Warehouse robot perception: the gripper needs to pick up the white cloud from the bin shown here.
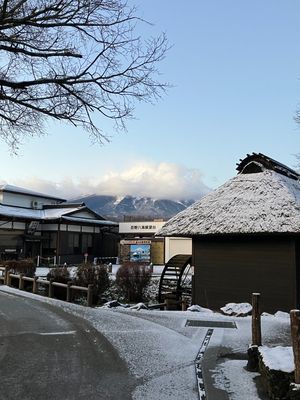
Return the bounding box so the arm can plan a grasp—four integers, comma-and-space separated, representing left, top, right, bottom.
8, 162, 211, 200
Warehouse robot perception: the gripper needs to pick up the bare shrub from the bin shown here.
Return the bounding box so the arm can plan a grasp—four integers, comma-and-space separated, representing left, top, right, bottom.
5, 259, 35, 276
116, 262, 152, 303
76, 263, 110, 304
47, 266, 70, 283
47, 266, 71, 300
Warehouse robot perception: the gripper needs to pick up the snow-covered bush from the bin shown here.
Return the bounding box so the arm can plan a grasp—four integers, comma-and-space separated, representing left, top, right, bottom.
47, 266, 71, 300
116, 262, 152, 302
143, 277, 160, 303
47, 265, 70, 282
76, 263, 110, 304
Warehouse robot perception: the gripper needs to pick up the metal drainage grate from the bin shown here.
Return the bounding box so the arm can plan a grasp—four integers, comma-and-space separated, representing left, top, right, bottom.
185, 319, 237, 329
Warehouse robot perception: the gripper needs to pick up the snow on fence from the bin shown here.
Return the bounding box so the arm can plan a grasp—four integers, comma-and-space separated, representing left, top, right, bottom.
0, 267, 93, 307
247, 293, 300, 398
0, 265, 189, 311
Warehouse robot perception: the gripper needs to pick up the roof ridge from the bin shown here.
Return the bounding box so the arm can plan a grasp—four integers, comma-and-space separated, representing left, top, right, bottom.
236, 152, 300, 181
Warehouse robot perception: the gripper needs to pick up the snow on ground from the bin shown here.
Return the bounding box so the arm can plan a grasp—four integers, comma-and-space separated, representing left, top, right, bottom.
220, 302, 252, 316
208, 312, 291, 399
0, 286, 200, 399
35, 266, 78, 278
187, 304, 213, 313
0, 285, 292, 400
212, 360, 260, 400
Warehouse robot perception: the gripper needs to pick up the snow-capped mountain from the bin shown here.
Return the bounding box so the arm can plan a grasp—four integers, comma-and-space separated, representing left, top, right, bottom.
70, 194, 196, 221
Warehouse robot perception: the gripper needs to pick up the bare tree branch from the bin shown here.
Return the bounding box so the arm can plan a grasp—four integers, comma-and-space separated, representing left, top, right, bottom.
0, 0, 169, 149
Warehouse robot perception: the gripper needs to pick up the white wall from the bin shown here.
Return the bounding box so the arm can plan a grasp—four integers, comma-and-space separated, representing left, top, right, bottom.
164, 237, 192, 263
0, 221, 26, 230
82, 226, 94, 233
13, 222, 26, 230
72, 210, 96, 218
3, 192, 59, 208
41, 223, 96, 233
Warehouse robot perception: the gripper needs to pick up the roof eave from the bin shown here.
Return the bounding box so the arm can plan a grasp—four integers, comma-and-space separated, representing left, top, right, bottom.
157, 230, 300, 239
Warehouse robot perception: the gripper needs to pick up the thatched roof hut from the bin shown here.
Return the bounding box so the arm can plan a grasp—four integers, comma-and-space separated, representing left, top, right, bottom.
158, 154, 300, 237
158, 153, 300, 313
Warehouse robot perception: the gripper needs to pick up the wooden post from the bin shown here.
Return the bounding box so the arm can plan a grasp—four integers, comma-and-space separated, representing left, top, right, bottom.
165, 297, 171, 311
56, 225, 61, 266
246, 293, 262, 372
49, 278, 54, 298
4, 267, 9, 285
33, 276, 38, 294
19, 273, 24, 290
7, 272, 12, 287
87, 284, 93, 307
290, 310, 300, 384
66, 281, 72, 302
191, 275, 195, 306
182, 298, 187, 311
251, 293, 262, 346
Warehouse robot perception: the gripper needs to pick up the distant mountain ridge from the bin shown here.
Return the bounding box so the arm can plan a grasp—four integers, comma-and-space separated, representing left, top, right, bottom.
70, 194, 196, 221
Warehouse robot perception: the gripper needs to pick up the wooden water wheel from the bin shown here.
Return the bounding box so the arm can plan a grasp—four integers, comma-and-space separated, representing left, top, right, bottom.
158, 254, 192, 306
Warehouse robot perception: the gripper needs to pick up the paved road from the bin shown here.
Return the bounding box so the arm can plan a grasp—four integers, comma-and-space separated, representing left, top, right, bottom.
0, 292, 136, 400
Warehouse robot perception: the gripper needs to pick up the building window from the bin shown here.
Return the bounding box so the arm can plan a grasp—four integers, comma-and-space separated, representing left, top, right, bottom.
82, 233, 93, 254
67, 233, 80, 255
42, 232, 57, 256
65, 233, 93, 255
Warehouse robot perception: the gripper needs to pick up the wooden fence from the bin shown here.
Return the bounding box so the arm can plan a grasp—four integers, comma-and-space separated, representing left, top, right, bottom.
0, 267, 188, 311
250, 293, 300, 395
0, 266, 93, 307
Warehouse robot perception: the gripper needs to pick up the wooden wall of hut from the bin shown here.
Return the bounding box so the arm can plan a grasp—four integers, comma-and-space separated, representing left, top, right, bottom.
192, 235, 297, 313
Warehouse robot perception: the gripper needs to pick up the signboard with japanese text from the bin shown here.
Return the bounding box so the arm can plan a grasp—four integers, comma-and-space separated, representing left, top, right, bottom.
119, 221, 165, 234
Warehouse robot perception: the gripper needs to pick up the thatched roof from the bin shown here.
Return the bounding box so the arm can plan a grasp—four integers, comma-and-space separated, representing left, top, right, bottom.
157, 157, 300, 237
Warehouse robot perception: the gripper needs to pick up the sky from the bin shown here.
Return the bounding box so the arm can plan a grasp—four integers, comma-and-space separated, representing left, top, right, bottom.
1, 1, 300, 200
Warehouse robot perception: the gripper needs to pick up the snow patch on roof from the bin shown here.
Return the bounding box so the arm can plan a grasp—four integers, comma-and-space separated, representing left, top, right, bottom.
0, 204, 42, 219
0, 204, 116, 225
62, 216, 117, 226
43, 207, 83, 219
157, 170, 300, 237
0, 184, 65, 201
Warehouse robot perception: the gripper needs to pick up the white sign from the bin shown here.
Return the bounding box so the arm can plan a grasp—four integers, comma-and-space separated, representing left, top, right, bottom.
121, 239, 151, 245
119, 221, 165, 234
